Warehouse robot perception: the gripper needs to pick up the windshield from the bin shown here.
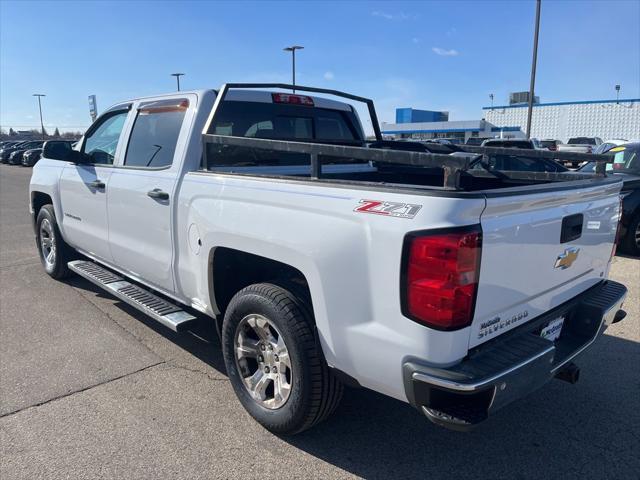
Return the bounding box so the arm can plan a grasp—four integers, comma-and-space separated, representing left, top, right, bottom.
568, 137, 596, 145
580, 145, 639, 174
611, 145, 639, 172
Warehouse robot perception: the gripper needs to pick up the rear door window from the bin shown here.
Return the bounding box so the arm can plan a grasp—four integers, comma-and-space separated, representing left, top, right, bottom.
124, 99, 188, 168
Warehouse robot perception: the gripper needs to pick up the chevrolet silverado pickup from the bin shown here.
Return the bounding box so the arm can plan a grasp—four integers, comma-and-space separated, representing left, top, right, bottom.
30, 84, 627, 434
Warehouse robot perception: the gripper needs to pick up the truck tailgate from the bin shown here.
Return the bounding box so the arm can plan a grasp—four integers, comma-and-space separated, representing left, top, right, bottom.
470, 180, 622, 347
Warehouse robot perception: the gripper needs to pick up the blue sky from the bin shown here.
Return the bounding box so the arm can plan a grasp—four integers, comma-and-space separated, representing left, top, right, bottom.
1, 0, 639, 133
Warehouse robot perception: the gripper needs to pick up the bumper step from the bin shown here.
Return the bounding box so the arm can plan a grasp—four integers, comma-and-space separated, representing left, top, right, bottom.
68, 260, 196, 332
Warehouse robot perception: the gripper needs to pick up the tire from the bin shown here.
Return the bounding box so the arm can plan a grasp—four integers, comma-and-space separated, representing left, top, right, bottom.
222, 283, 343, 435
623, 214, 640, 257
35, 205, 73, 279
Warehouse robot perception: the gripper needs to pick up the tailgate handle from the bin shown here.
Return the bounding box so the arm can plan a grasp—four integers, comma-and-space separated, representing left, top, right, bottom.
561, 214, 583, 243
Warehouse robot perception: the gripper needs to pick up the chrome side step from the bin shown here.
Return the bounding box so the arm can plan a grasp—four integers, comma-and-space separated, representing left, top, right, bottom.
68, 260, 196, 332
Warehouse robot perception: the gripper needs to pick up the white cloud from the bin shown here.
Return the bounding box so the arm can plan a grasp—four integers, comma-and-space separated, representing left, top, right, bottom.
371, 11, 416, 21
432, 47, 459, 57
323, 71, 335, 81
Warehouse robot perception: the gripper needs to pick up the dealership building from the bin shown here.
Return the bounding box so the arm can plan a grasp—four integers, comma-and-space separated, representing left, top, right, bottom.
381, 97, 640, 143
485, 98, 640, 142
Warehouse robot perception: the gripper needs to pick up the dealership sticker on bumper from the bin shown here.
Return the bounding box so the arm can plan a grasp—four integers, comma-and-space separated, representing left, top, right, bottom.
541, 316, 565, 341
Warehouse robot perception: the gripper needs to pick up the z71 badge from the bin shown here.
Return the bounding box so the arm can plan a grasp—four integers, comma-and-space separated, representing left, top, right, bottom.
354, 200, 422, 219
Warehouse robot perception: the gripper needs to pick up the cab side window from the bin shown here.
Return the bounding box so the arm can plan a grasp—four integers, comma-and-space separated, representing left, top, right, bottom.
124, 99, 188, 168
83, 111, 129, 165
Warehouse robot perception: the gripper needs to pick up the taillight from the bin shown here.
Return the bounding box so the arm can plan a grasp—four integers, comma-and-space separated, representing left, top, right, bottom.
271, 93, 314, 106
401, 226, 482, 330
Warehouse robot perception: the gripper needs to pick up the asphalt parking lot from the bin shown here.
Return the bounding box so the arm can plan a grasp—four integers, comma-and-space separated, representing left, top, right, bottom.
0, 163, 638, 480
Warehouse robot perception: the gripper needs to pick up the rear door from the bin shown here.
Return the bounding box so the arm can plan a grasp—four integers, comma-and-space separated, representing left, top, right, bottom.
470, 180, 622, 347
58, 108, 130, 262
107, 97, 190, 293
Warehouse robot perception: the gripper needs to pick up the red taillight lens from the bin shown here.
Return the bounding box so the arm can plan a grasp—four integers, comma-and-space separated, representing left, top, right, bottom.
402, 227, 481, 330
271, 93, 314, 106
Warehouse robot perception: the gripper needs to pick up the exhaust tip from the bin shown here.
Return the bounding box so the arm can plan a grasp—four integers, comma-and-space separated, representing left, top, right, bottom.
555, 362, 580, 384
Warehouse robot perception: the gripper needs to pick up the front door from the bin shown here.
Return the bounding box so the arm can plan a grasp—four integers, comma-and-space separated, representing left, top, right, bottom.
107, 98, 189, 293
58, 109, 130, 262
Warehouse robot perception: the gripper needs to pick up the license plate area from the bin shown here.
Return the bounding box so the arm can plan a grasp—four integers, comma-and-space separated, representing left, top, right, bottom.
540, 316, 565, 342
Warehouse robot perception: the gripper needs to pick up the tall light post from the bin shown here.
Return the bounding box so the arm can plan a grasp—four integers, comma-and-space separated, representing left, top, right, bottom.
526, 0, 541, 139
283, 45, 304, 92
171, 73, 185, 91
615, 84, 621, 104
33, 94, 46, 140
489, 93, 494, 109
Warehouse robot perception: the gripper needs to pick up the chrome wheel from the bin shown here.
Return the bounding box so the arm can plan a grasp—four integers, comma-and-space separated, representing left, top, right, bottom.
39, 218, 56, 268
234, 314, 292, 410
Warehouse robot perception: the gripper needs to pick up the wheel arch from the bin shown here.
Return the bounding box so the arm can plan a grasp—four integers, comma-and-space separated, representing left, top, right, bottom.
209, 246, 314, 321
30, 191, 54, 229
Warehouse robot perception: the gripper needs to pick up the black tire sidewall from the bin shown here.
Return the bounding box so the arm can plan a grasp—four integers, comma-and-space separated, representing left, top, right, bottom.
221, 285, 315, 433
35, 205, 68, 278
623, 214, 640, 256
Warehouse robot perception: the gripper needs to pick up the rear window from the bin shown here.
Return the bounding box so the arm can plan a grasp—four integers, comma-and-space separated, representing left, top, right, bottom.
483, 140, 533, 149
540, 140, 557, 148
210, 101, 362, 144
206, 100, 364, 169
568, 137, 596, 145
124, 100, 188, 168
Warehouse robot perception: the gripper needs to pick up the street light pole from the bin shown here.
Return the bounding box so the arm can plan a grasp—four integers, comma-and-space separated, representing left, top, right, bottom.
615, 84, 621, 104
489, 93, 494, 109
526, 0, 541, 139
33, 94, 46, 140
171, 73, 185, 91
283, 46, 304, 93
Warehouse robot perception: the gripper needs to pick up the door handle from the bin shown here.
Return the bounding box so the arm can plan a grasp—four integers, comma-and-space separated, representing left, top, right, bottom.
147, 188, 169, 200
89, 180, 105, 189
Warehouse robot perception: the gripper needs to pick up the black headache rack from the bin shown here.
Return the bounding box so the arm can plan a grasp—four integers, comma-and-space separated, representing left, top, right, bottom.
201, 83, 614, 191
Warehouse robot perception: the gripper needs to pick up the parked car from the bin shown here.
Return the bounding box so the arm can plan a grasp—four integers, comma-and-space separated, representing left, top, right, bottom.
22, 148, 43, 167
30, 84, 627, 434
481, 138, 542, 149
7, 141, 44, 165
540, 139, 561, 151
465, 137, 488, 146
579, 142, 640, 255
469, 152, 568, 172
594, 139, 627, 155
2, 140, 43, 163
557, 137, 603, 167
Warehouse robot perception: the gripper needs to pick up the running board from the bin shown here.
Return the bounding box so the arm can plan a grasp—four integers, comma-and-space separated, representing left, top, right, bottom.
68, 260, 196, 332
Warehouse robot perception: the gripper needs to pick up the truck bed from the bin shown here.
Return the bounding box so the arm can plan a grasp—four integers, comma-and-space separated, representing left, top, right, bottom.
203, 133, 618, 194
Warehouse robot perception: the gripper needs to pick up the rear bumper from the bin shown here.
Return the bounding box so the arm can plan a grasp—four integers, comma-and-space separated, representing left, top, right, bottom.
403, 280, 627, 431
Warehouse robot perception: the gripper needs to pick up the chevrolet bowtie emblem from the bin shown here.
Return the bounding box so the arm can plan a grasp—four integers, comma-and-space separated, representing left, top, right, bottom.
554, 247, 580, 269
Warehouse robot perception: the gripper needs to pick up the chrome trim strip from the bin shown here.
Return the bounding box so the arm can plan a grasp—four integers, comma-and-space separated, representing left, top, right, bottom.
412, 345, 555, 392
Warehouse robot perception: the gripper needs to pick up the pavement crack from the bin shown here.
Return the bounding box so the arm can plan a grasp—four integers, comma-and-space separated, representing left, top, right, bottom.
168, 363, 228, 382
0, 362, 166, 419
67, 282, 162, 360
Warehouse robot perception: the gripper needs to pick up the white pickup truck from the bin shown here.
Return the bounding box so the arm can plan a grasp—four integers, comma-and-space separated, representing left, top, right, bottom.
30, 84, 627, 434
